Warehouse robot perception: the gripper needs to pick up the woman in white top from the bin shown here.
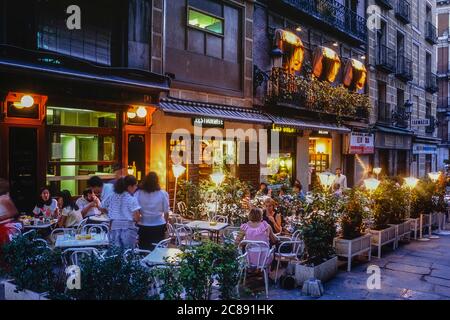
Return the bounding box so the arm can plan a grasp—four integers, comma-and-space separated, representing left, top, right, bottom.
103, 175, 141, 249
56, 190, 82, 228
32, 187, 59, 218
135, 172, 170, 250
0, 179, 19, 247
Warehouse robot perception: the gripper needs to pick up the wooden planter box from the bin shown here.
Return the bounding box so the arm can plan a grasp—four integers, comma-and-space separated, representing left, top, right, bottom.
294, 256, 338, 286
334, 234, 372, 272
369, 226, 397, 259
1, 280, 49, 300
409, 218, 420, 240
389, 220, 411, 245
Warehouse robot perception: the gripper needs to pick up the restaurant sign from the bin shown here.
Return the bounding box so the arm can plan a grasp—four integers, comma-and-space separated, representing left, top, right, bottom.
348, 132, 374, 154
192, 117, 224, 128
413, 144, 437, 155
411, 119, 431, 127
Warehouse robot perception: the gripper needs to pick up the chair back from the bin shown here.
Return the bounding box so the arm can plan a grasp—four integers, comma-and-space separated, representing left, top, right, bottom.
212, 215, 228, 224
277, 240, 304, 259
50, 228, 75, 244
123, 248, 152, 261
291, 230, 302, 241
222, 226, 241, 242
9, 225, 22, 239
241, 240, 274, 270
76, 217, 89, 232
174, 225, 195, 246
154, 238, 171, 249
62, 247, 100, 267
80, 224, 109, 235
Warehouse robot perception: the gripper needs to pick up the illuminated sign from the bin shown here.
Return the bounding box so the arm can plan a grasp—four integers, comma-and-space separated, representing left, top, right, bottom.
271, 125, 301, 134
192, 117, 224, 128
348, 132, 374, 154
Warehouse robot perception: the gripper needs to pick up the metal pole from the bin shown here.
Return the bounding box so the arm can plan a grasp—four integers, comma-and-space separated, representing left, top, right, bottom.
173, 177, 178, 214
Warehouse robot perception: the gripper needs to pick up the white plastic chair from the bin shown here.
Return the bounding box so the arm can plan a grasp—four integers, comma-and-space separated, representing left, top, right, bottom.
123, 248, 152, 261
50, 228, 75, 244
61, 247, 101, 267
9, 225, 22, 239
153, 238, 172, 249
235, 252, 248, 297
240, 240, 275, 299
274, 240, 304, 284
76, 217, 89, 232
222, 226, 241, 242
80, 224, 109, 235
175, 225, 203, 247
291, 230, 302, 241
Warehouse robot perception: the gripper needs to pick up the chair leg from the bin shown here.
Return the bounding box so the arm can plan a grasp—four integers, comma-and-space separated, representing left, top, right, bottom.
274, 259, 281, 285
263, 269, 269, 299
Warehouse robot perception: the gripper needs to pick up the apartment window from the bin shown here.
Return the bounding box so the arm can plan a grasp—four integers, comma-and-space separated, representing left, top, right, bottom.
36, 1, 114, 65
414, 0, 420, 29
413, 43, 419, 83
188, 7, 224, 35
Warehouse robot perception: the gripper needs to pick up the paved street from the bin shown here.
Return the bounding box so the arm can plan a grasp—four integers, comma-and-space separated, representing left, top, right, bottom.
244, 224, 450, 300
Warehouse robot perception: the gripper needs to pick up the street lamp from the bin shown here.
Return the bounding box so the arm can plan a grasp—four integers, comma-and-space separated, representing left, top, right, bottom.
428, 172, 441, 183
318, 172, 336, 192
172, 164, 186, 214
373, 167, 382, 179
210, 172, 225, 219
364, 178, 380, 193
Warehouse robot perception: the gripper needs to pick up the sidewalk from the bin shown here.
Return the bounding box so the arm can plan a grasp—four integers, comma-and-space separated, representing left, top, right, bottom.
251, 225, 450, 300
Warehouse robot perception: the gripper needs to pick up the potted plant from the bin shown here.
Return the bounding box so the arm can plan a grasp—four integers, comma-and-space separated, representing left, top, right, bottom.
386, 182, 411, 245
411, 180, 436, 238
294, 197, 338, 286
0, 231, 58, 300
369, 180, 399, 258
334, 189, 372, 271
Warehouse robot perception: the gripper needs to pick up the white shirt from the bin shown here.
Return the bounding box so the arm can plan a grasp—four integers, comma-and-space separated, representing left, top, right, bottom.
76, 197, 101, 217
61, 207, 83, 227
32, 199, 58, 217
104, 192, 140, 222
136, 190, 169, 226
334, 174, 347, 190
101, 183, 114, 204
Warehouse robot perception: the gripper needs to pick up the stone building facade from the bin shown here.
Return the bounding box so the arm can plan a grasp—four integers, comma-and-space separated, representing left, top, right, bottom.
367, 0, 439, 178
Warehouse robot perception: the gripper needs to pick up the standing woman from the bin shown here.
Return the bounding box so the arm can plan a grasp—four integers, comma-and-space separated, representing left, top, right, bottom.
135, 172, 170, 250
104, 175, 141, 249
0, 179, 20, 247
33, 187, 59, 218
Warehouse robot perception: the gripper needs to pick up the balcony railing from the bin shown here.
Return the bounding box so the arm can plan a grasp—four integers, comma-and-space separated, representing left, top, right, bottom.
266, 68, 369, 120
392, 106, 410, 129
396, 54, 413, 82
425, 72, 439, 93
425, 21, 438, 44
375, 45, 396, 73
280, 0, 367, 43
375, 0, 393, 10
425, 116, 436, 134
395, 0, 411, 24
377, 101, 392, 124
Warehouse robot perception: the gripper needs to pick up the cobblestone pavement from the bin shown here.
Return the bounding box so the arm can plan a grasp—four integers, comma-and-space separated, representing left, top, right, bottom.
244, 224, 450, 300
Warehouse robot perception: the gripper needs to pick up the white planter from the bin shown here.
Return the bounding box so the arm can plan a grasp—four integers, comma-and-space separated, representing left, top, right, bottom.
1, 280, 49, 300
294, 256, 338, 286
334, 234, 372, 272
419, 214, 431, 239
409, 218, 420, 240
369, 226, 397, 259
389, 220, 411, 245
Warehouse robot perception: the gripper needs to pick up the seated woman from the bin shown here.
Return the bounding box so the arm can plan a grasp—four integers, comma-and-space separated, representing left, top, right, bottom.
0, 179, 20, 247
75, 188, 101, 218
263, 198, 283, 234
33, 187, 59, 219
57, 190, 82, 228
236, 208, 278, 267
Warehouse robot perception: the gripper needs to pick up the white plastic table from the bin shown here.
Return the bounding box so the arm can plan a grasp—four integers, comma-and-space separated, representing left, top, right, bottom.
185, 220, 229, 242
55, 233, 109, 248
141, 248, 183, 265
23, 220, 57, 230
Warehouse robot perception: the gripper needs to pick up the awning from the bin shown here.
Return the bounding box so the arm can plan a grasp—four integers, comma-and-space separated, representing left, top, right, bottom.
373, 125, 414, 136
159, 98, 273, 125
267, 114, 351, 133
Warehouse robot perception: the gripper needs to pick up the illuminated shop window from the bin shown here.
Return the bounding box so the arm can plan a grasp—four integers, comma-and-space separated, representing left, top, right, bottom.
188, 8, 224, 35
267, 154, 294, 186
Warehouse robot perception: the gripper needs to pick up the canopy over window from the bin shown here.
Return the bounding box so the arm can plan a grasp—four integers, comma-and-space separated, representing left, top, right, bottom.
343, 58, 367, 91
274, 29, 304, 74
312, 46, 341, 83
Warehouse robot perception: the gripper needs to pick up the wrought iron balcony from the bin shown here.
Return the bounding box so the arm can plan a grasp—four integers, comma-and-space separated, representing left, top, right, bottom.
425, 21, 438, 44
392, 105, 410, 129
280, 0, 367, 43
425, 116, 437, 134
266, 67, 369, 120
425, 72, 439, 93
395, 0, 411, 24
396, 54, 413, 82
377, 101, 393, 124
375, 45, 396, 73
375, 0, 393, 10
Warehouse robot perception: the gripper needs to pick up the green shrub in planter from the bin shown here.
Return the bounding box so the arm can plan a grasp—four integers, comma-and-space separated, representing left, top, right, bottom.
371, 180, 408, 228
59, 247, 153, 300
0, 231, 58, 294
340, 189, 370, 240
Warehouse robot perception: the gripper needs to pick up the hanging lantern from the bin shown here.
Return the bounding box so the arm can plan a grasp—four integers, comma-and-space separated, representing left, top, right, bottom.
274, 29, 304, 74
343, 58, 367, 91
312, 46, 341, 82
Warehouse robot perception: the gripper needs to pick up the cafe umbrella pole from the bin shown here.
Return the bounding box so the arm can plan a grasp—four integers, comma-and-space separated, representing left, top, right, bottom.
172, 164, 186, 214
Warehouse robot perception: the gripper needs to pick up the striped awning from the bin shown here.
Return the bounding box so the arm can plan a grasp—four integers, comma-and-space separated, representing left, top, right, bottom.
267, 114, 351, 133
158, 98, 273, 124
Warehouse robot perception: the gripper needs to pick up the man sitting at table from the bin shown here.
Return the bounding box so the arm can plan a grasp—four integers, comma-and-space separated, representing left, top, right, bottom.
76, 189, 101, 218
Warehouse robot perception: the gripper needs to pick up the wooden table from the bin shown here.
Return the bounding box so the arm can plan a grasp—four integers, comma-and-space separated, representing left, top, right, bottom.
141, 248, 183, 266
55, 233, 109, 248
185, 220, 229, 242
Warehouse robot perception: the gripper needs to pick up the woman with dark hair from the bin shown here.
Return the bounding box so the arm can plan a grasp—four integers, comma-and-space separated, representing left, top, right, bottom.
56, 190, 82, 228
103, 175, 141, 249
135, 172, 170, 250
0, 179, 20, 246
32, 187, 59, 218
